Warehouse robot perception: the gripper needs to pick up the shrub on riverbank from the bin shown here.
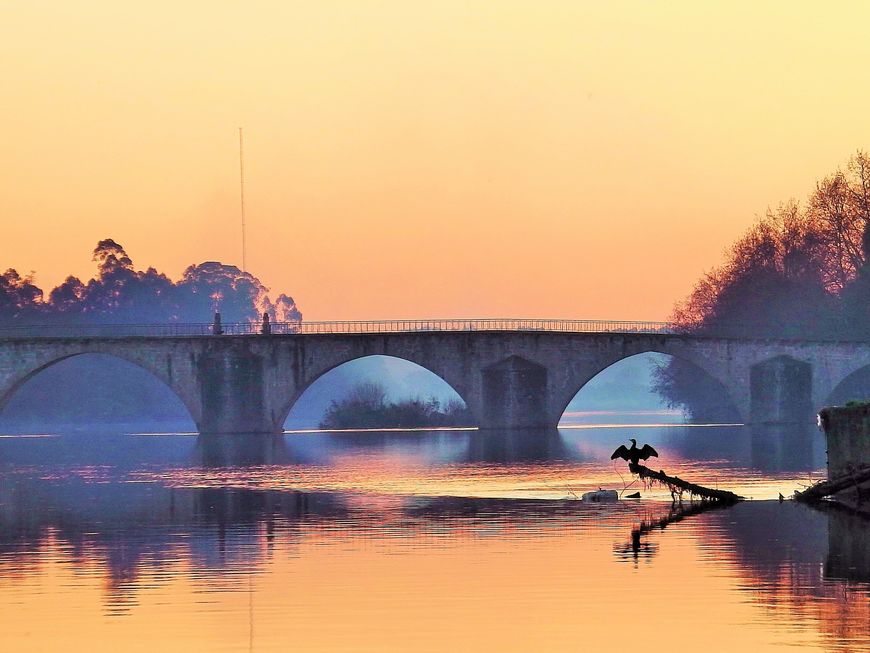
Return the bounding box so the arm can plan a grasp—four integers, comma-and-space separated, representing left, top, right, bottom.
319, 382, 472, 429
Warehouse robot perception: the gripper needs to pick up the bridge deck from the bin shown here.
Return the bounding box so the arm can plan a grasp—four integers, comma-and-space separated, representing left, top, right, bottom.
0, 318, 673, 338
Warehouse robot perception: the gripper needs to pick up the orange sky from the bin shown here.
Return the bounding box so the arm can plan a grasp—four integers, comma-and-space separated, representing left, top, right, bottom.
3, 1, 870, 320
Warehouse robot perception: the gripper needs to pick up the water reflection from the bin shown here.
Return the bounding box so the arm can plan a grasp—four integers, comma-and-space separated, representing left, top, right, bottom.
464, 428, 573, 463
820, 503, 870, 584
6, 479, 870, 584
2, 478, 870, 650
195, 433, 289, 467
0, 424, 831, 504
750, 422, 819, 471
1, 423, 867, 651
0, 422, 828, 472
709, 502, 870, 649
613, 500, 733, 565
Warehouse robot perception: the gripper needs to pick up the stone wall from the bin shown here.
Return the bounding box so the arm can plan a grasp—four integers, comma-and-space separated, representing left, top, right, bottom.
819, 404, 870, 477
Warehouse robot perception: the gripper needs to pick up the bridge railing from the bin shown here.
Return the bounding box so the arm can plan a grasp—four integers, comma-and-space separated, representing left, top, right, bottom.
0, 318, 675, 338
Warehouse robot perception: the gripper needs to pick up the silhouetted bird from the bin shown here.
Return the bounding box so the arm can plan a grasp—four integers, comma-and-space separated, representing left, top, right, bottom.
610, 438, 659, 466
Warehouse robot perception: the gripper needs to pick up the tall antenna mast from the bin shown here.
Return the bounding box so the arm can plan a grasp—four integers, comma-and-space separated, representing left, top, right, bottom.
239, 126, 247, 273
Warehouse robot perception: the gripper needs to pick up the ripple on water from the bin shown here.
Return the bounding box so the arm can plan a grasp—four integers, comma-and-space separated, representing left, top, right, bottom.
0, 425, 864, 652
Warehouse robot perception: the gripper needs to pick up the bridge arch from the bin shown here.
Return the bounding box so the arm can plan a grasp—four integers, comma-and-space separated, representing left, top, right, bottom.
551, 350, 745, 426
279, 354, 478, 430
824, 363, 870, 407
0, 350, 201, 430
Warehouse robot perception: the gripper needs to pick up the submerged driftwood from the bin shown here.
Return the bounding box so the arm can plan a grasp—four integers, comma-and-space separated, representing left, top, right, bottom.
629, 463, 743, 504
794, 464, 870, 503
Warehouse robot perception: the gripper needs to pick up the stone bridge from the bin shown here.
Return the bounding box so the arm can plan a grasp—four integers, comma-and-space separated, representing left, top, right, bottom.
1, 329, 869, 434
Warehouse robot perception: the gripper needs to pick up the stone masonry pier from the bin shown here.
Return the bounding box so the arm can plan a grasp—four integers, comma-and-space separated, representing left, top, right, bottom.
1, 330, 870, 434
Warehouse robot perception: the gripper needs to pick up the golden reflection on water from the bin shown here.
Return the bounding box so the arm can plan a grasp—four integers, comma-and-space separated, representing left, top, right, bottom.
0, 424, 865, 652
131, 451, 823, 502
1, 498, 868, 653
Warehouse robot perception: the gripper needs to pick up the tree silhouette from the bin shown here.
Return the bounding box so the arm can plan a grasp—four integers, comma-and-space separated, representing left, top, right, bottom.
658, 151, 870, 418
0, 239, 302, 326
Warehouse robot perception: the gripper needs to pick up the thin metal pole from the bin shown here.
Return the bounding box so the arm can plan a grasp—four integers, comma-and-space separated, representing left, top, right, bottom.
239, 127, 247, 273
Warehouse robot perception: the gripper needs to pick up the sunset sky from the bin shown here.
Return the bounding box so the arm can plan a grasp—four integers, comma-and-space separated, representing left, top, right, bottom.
3, 1, 870, 320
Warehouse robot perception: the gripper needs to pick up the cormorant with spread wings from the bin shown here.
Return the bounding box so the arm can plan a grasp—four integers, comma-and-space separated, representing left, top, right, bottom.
610, 438, 659, 466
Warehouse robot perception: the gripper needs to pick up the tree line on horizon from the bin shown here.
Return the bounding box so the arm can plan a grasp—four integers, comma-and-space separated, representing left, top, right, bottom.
0, 240, 302, 428
0, 238, 301, 326
655, 150, 870, 419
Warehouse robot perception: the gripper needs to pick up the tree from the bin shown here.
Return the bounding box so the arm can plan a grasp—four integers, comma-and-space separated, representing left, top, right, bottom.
176, 262, 267, 323
47, 276, 86, 316
657, 152, 870, 418
319, 381, 471, 429
93, 238, 133, 275
669, 201, 834, 339
0, 238, 303, 326
0, 269, 43, 322
263, 293, 302, 323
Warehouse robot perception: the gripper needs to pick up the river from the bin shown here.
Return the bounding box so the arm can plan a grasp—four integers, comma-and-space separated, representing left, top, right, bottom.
1, 417, 868, 652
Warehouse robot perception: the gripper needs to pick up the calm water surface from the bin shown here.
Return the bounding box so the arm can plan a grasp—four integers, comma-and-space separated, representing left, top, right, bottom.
1, 418, 868, 652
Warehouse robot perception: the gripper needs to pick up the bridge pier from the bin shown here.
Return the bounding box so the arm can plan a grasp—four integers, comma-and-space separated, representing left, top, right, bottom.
479, 356, 550, 429
197, 349, 280, 435
750, 355, 813, 424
